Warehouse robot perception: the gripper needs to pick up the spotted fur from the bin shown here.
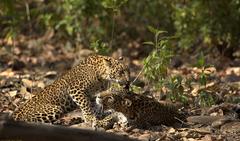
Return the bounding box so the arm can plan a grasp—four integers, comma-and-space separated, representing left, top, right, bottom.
12, 55, 130, 128
98, 88, 183, 128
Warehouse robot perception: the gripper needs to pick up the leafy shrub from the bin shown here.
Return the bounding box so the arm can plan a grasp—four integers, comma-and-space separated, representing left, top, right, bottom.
90, 40, 110, 55
143, 26, 174, 89
173, 0, 240, 57
0, 0, 239, 55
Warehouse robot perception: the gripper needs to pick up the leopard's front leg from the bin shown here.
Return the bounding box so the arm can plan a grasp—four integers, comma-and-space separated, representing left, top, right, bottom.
68, 87, 99, 128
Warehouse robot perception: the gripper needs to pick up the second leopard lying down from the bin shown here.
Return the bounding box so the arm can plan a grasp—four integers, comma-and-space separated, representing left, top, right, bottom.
98, 88, 185, 128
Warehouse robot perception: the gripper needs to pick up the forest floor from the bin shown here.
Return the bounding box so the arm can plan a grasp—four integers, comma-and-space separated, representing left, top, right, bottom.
0, 32, 240, 141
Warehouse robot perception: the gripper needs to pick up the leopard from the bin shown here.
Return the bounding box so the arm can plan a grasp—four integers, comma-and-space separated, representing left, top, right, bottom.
12, 55, 130, 129
97, 88, 185, 128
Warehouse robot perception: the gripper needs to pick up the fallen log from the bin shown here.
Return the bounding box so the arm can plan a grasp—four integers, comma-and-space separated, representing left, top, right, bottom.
0, 113, 137, 141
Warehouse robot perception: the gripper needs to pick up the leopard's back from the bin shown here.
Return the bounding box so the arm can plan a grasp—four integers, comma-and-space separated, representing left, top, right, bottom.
12, 81, 77, 123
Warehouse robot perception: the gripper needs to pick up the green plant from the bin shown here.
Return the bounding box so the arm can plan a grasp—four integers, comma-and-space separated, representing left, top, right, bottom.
143, 26, 174, 89
198, 90, 215, 107
129, 85, 142, 94
143, 26, 189, 103
196, 52, 208, 86
195, 52, 214, 87
54, 0, 105, 41
102, 0, 128, 12
53, 0, 129, 47
90, 40, 110, 55
165, 76, 188, 103
194, 53, 217, 107
1, 0, 239, 54
0, 0, 22, 38
173, 0, 240, 56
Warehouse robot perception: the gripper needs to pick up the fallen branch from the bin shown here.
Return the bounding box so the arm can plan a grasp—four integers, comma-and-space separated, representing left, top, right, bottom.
0, 113, 136, 141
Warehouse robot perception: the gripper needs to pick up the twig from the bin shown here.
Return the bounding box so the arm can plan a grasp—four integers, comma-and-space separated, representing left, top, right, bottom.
130, 67, 144, 86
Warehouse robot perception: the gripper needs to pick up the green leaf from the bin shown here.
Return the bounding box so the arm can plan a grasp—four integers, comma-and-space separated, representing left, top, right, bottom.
66, 26, 73, 36
147, 25, 158, 34
155, 30, 168, 39
143, 41, 155, 46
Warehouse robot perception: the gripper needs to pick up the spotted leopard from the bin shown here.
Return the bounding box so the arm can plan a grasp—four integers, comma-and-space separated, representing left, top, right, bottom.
12, 55, 130, 128
98, 88, 184, 128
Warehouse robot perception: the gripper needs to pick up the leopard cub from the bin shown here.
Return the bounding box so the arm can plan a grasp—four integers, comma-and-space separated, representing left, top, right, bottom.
12, 55, 130, 129
98, 88, 184, 128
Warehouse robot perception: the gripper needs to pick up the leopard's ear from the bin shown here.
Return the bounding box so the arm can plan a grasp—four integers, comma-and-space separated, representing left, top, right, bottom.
123, 98, 132, 107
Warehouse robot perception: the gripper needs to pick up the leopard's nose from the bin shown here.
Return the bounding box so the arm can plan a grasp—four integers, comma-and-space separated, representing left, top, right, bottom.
124, 83, 130, 90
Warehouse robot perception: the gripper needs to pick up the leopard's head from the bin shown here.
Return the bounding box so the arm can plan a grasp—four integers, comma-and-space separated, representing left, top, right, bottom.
101, 56, 130, 87
99, 91, 132, 112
